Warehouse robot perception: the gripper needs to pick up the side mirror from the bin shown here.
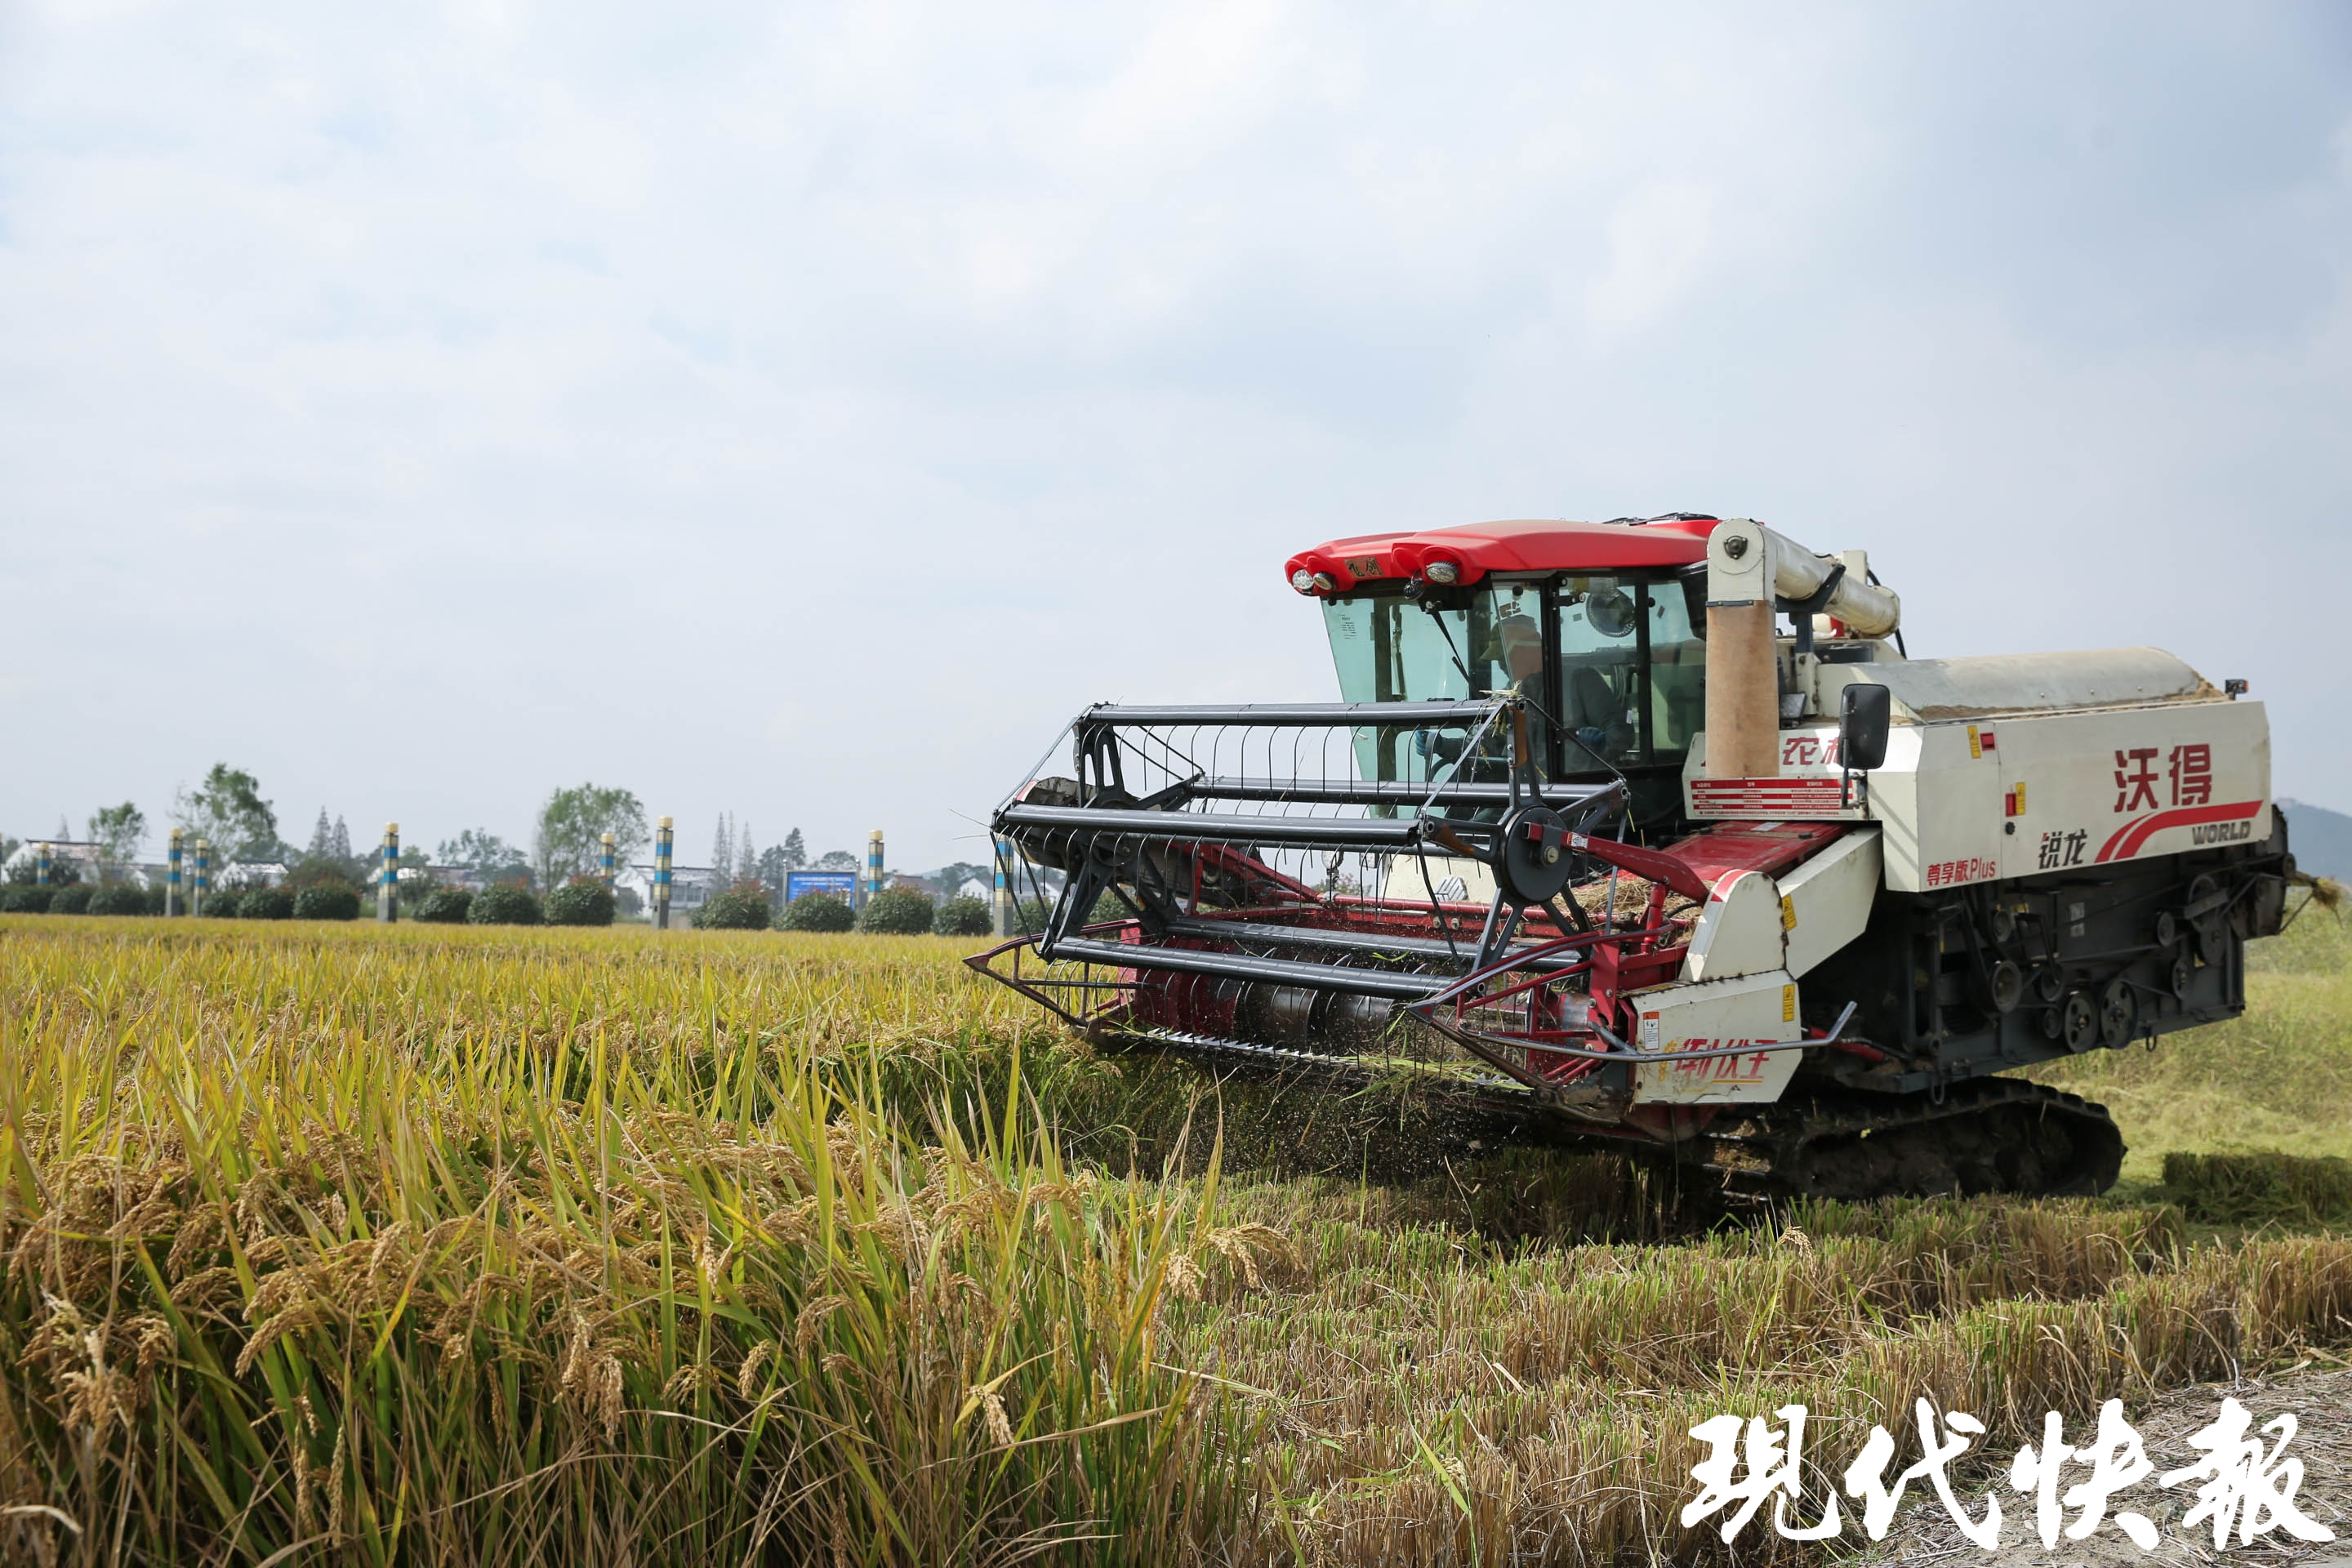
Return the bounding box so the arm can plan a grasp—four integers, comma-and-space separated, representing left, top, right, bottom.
1838, 684, 1891, 773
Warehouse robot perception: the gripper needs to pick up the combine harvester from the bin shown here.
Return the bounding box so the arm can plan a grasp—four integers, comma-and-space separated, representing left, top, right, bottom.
973, 515, 2299, 1199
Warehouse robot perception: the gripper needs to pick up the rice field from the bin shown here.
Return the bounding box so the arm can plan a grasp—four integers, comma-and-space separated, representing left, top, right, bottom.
4, 907, 2350, 1566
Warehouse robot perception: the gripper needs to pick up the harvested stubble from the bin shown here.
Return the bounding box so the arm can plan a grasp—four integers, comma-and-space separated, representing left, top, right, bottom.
10, 915, 2352, 1567
1184, 1194, 2352, 1566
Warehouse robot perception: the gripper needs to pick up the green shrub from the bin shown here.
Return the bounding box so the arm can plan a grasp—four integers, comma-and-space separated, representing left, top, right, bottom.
49, 885, 92, 915
285, 858, 364, 893
1, 885, 54, 913
201, 890, 243, 918
858, 888, 935, 936
778, 893, 856, 933
692, 884, 773, 931
293, 884, 363, 921
1009, 896, 1055, 934
239, 888, 293, 920
413, 888, 473, 924
545, 880, 617, 927
933, 894, 992, 937
88, 884, 150, 916
1088, 889, 1134, 926
143, 884, 169, 915
469, 885, 542, 925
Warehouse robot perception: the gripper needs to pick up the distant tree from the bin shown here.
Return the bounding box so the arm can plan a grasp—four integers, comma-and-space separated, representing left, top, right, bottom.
755, 844, 791, 901
737, 826, 757, 885
438, 828, 530, 884
533, 785, 648, 889
780, 828, 806, 871
710, 813, 732, 885
933, 895, 991, 937
87, 802, 147, 874
172, 764, 280, 862
816, 849, 858, 872
282, 858, 354, 893
300, 808, 367, 882
0, 836, 18, 864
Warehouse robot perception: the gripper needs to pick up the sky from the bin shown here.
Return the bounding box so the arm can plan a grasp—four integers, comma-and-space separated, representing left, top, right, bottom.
2, 1, 2349, 872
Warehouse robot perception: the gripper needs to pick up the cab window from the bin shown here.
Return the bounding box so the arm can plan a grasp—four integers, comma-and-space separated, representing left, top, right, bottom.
1554, 576, 1704, 768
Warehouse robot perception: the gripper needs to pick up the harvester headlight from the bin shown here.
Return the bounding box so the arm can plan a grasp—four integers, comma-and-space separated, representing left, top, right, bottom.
1423, 560, 1459, 585
1291, 569, 1335, 595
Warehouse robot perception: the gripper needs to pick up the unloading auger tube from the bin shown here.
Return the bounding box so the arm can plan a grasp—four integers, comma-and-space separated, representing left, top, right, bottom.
971, 513, 2297, 1202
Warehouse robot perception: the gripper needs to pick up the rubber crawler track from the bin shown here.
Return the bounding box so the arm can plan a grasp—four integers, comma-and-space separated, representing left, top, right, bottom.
1102, 1027, 2124, 1202
1694, 1079, 2126, 1202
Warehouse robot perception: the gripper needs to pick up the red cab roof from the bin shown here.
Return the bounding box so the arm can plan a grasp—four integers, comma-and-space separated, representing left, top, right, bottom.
1285, 516, 1718, 594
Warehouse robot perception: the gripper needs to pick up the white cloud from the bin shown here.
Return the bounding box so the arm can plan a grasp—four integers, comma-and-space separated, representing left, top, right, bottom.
0, 1, 2348, 861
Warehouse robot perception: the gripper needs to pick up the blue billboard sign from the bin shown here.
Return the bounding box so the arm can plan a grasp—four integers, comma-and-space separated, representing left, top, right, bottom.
785, 870, 859, 906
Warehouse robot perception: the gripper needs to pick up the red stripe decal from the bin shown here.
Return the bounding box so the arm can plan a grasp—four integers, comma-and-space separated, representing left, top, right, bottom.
2095, 800, 2265, 864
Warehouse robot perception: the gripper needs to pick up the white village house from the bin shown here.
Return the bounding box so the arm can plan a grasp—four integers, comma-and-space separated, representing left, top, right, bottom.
2, 840, 130, 884
614, 862, 721, 920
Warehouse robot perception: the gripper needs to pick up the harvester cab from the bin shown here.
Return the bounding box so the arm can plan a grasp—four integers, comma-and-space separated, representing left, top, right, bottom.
973, 514, 2299, 1200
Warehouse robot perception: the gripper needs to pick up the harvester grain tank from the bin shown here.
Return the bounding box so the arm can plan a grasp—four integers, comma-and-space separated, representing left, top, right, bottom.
973, 515, 2301, 1198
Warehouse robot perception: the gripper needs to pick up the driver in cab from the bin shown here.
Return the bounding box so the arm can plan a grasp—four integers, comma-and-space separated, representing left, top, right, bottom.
1499, 607, 1637, 762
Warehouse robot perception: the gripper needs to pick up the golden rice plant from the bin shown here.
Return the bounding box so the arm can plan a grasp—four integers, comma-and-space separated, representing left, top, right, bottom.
0, 918, 1230, 1566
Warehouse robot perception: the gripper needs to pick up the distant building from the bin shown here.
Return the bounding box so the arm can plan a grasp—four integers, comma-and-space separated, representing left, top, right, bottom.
2, 840, 147, 887
616, 862, 721, 919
